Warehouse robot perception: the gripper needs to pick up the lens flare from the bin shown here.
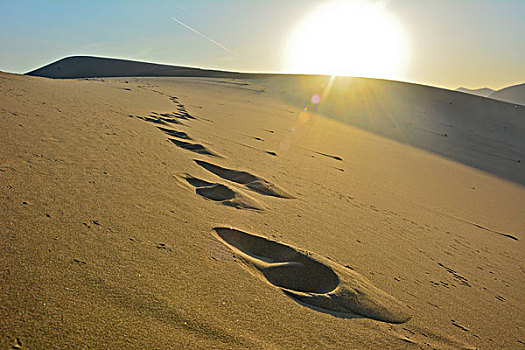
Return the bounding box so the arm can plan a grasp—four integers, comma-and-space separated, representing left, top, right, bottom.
311, 93, 322, 104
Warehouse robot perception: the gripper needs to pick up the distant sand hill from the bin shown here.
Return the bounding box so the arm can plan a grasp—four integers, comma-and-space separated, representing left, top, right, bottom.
488, 83, 525, 105
26, 56, 252, 79
457, 83, 525, 105
456, 87, 494, 97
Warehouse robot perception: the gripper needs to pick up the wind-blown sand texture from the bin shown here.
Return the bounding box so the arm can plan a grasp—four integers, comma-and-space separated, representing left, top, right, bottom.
1, 58, 524, 349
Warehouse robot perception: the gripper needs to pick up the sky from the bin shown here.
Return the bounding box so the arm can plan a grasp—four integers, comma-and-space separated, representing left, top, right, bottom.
0, 0, 524, 90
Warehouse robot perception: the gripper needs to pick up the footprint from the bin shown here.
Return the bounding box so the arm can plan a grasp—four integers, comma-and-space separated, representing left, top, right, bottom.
194, 160, 293, 198
169, 139, 220, 157
213, 227, 411, 323
150, 112, 188, 124
157, 111, 196, 121
156, 126, 192, 140
316, 152, 343, 161
159, 116, 184, 125
137, 115, 171, 125
174, 110, 197, 120
181, 174, 262, 210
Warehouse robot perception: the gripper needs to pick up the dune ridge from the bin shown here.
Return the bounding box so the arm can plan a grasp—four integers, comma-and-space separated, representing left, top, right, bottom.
25, 56, 525, 187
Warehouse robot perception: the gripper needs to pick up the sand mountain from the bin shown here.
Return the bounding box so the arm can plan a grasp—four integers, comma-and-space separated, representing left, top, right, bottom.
455, 87, 494, 97
457, 83, 525, 106
488, 82, 525, 105
26, 55, 250, 79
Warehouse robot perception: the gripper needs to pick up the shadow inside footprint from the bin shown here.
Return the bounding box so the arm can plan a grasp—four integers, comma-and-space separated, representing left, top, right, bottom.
195, 160, 257, 184
138, 116, 169, 125
194, 160, 293, 198
213, 227, 411, 323
196, 184, 235, 201
151, 112, 187, 124
182, 175, 262, 210
162, 111, 196, 120
159, 117, 183, 125
214, 227, 338, 293
184, 176, 214, 188
157, 127, 192, 140
170, 139, 219, 157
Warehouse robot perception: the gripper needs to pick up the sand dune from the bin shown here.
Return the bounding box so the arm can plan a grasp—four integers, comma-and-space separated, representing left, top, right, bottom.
1, 60, 524, 349
26, 56, 252, 79
457, 83, 525, 106
488, 82, 525, 105
26, 57, 525, 186
456, 87, 494, 97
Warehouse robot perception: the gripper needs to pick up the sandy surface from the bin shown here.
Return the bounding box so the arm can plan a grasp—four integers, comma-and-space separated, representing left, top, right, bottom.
1, 71, 524, 349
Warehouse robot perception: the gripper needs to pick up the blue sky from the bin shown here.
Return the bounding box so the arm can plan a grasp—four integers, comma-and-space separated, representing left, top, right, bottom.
1, 0, 524, 89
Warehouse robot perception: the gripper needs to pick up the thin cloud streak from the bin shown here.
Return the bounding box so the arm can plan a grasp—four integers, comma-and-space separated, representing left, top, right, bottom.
171, 16, 237, 55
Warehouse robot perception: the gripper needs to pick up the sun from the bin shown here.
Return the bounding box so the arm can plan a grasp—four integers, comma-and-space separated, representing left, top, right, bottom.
285, 0, 408, 79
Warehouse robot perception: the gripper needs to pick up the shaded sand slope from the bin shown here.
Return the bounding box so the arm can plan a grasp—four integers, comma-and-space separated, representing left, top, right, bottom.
1, 72, 524, 349
26, 56, 252, 79
255, 75, 525, 186
456, 84, 525, 105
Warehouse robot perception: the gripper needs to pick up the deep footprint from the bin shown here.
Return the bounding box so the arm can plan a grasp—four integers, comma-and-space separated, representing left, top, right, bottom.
150, 112, 188, 124
157, 126, 192, 140
137, 115, 171, 125
213, 227, 411, 323
154, 111, 196, 121
170, 139, 219, 157
182, 175, 262, 210
194, 160, 293, 198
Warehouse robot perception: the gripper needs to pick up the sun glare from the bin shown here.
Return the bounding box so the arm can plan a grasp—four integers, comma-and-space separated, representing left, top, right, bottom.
285, 1, 408, 79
